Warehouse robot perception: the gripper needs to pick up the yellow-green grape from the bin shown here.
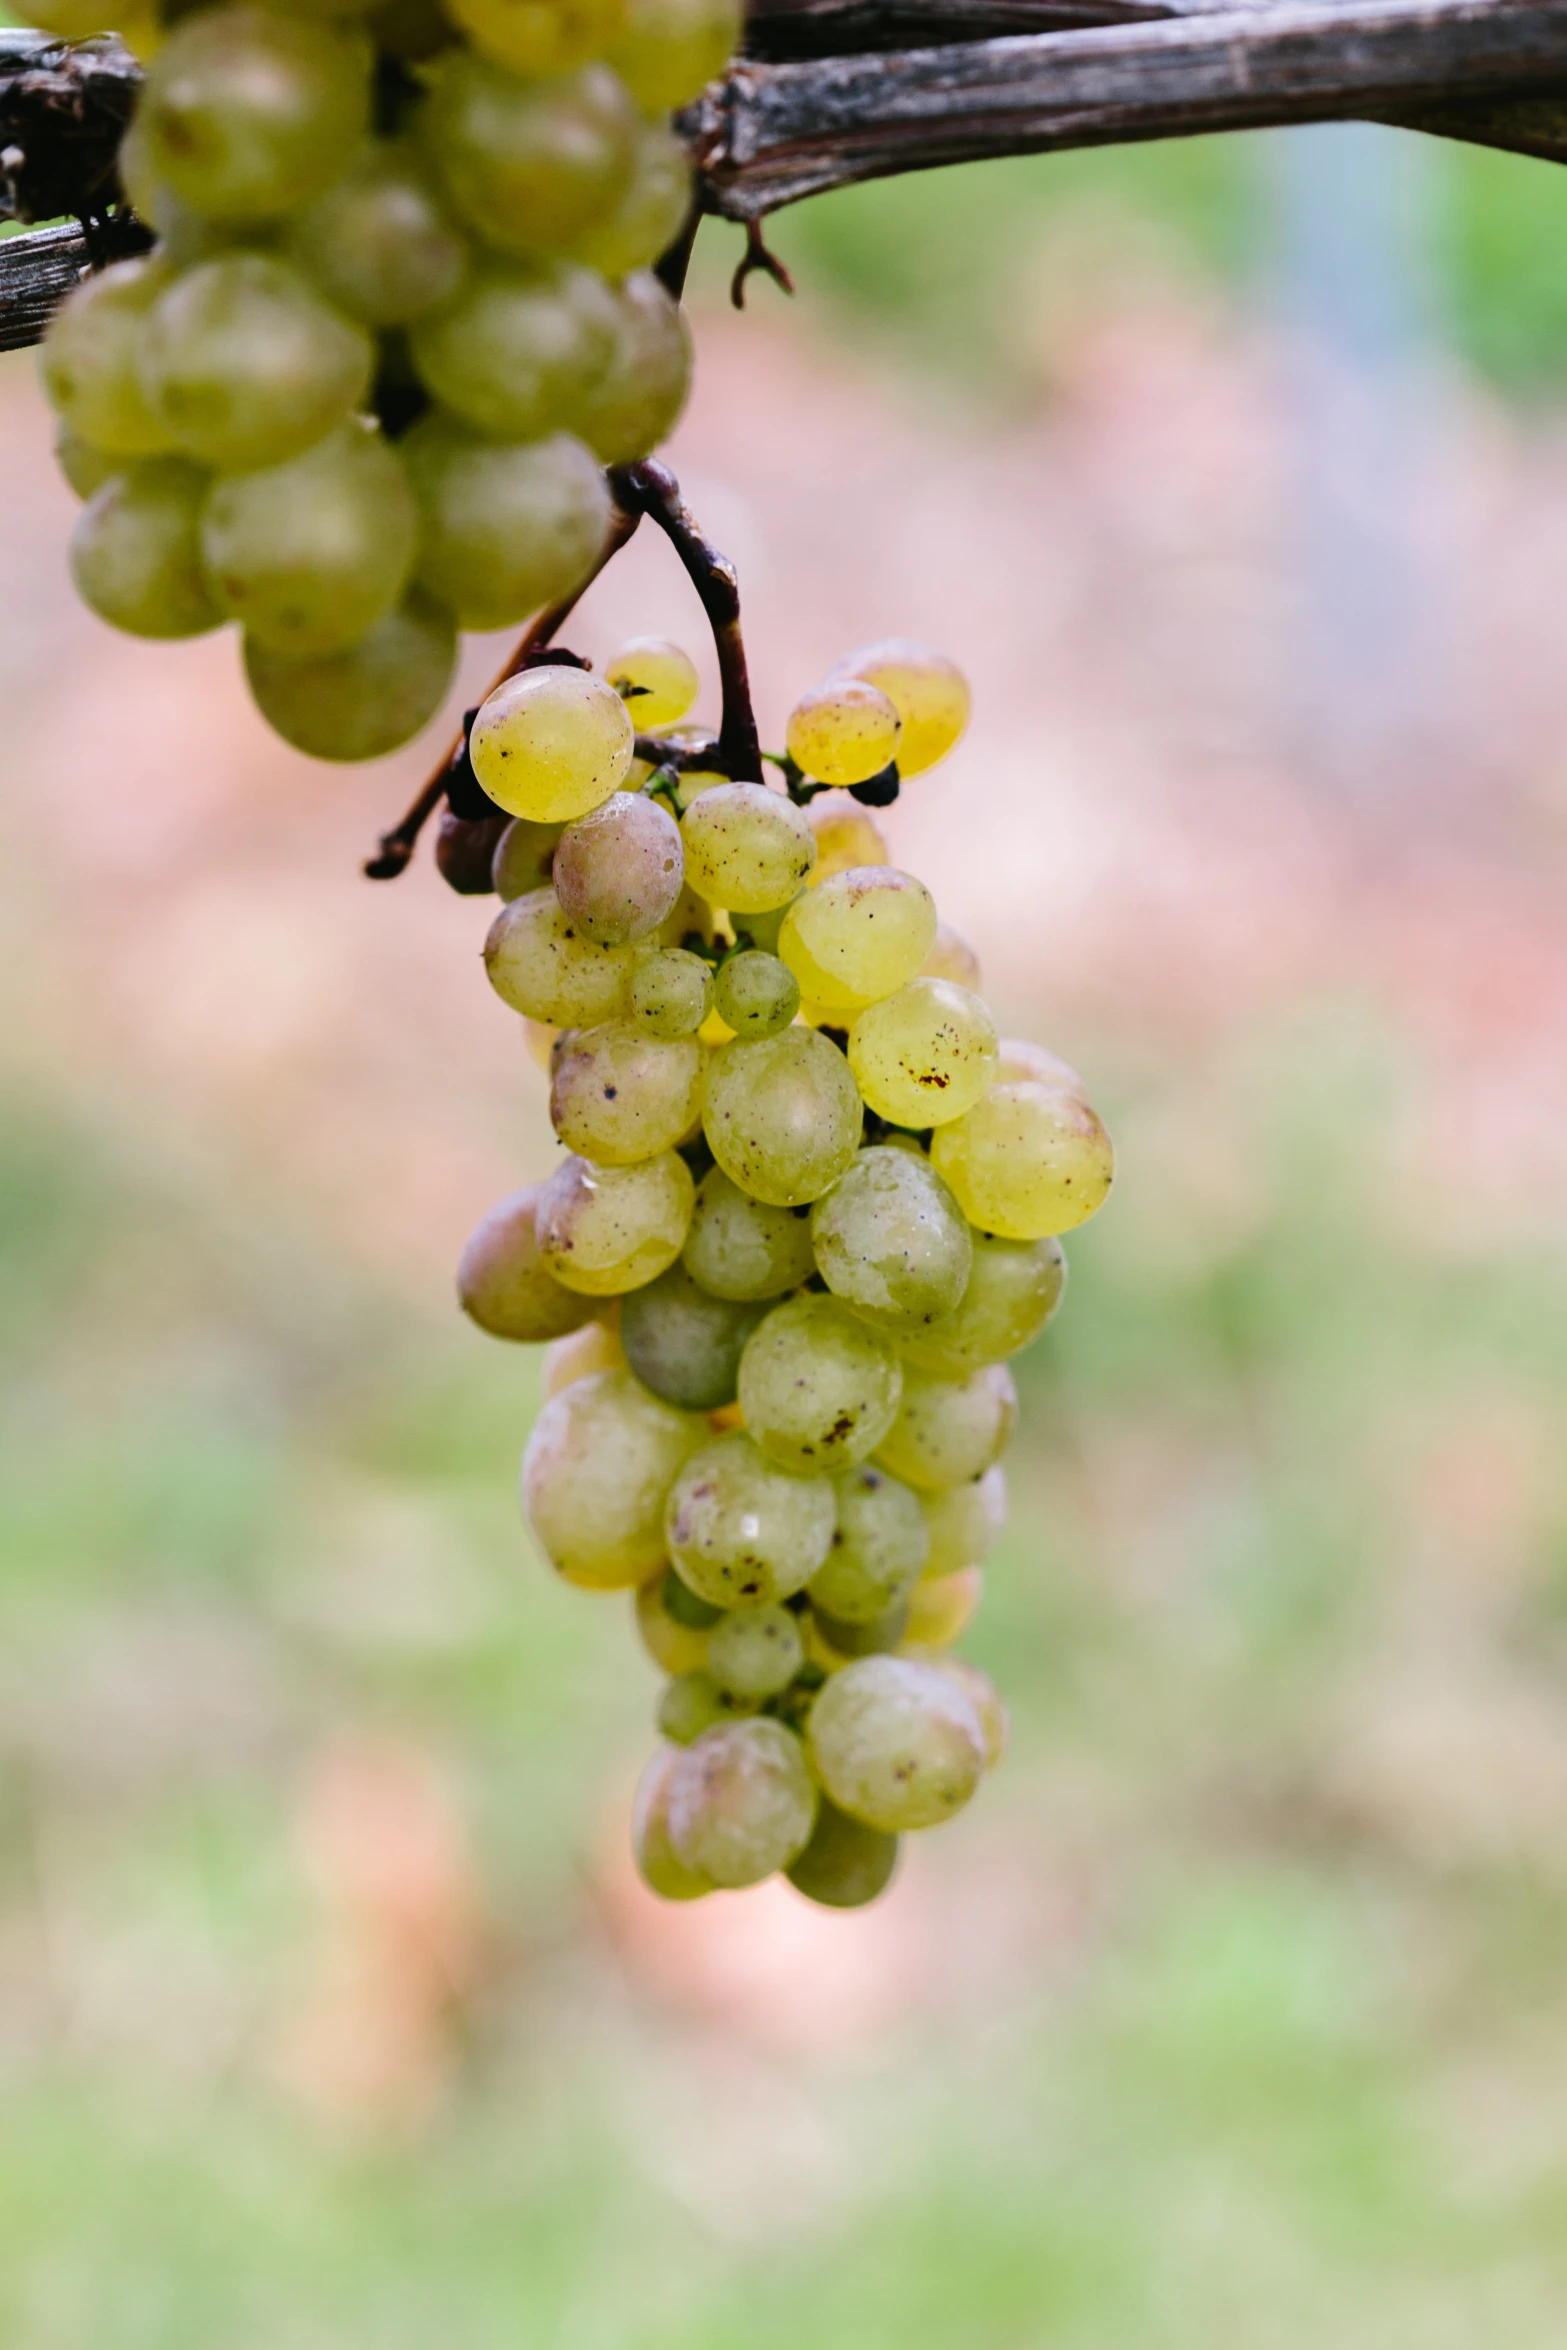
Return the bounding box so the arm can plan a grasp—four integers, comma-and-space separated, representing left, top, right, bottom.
919, 1463, 1006, 1576
608, 0, 741, 114
899, 1232, 1065, 1377
777, 867, 937, 1015
651, 877, 719, 951
457, 1180, 597, 1341
809, 1462, 928, 1626
832, 639, 971, 777
931, 1081, 1115, 1240
550, 1022, 704, 1165
809, 806, 887, 886
664, 1717, 817, 1889
806, 1653, 984, 1832
39, 257, 172, 459
809, 1146, 971, 1336
628, 947, 713, 1039
994, 1036, 1087, 1096
658, 1669, 750, 1744
785, 1798, 898, 1909
738, 1294, 903, 1476
681, 1165, 816, 1302
922, 923, 982, 990
665, 1430, 834, 1607
24, 0, 125, 30
575, 269, 692, 465
139, 254, 373, 472
786, 677, 900, 787
470, 665, 634, 824
492, 815, 565, 900
675, 766, 727, 811
289, 138, 467, 325
707, 1605, 804, 1701
552, 790, 682, 943
713, 950, 799, 1041
932, 1655, 1009, 1769
114, 115, 232, 269
536, 1149, 694, 1295
402, 414, 613, 632
634, 1569, 713, 1677
54, 430, 118, 502
543, 1314, 624, 1396
409, 256, 618, 441
680, 783, 816, 915
70, 459, 223, 640
567, 119, 691, 282
620, 1261, 767, 1411
847, 976, 997, 1130
484, 886, 637, 1022
200, 422, 415, 658
445, 0, 627, 77
137, 3, 371, 222
875, 1363, 1016, 1492
703, 1029, 862, 1207
244, 593, 456, 760
420, 54, 637, 258
903, 1565, 983, 1650
604, 634, 698, 730
632, 1743, 712, 1899
812, 1600, 908, 1661
522, 1364, 703, 1586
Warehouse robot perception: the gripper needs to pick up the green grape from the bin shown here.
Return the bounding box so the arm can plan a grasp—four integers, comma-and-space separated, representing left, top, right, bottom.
620, 1261, 767, 1410
808, 1462, 928, 1625
650, 878, 719, 951
734, 897, 797, 956
39, 256, 172, 459
931, 1080, 1115, 1239
552, 790, 683, 943
681, 1165, 816, 1302
995, 1036, 1087, 1095
604, 634, 698, 729
919, 1464, 1006, 1576
922, 923, 982, 990
245, 592, 456, 760
607, 0, 741, 113
550, 1022, 704, 1165
703, 1029, 862, 1207
808, 1147, 972, 1335
200, 421, 415, 657
665, 1717, 817, 1889
713, 950, 799, 1040
806, 1653, 985, 1832
403, 414, 612, 633
785, 1798, 898, 1909
898, 1231, 1066, 1377
830, 639, 970, 776
875, 1362, 1016, 1491
777, 868, 937, 1015
420, 54, 637, 257
409, 256, 618, 442
632, 1743, 712, 1899
665, 1430, 834, 1607
54, 430, 118, 502
706, 1605, 804, 1701
658, 1668, 749, 1744
848, 977, 998, 1129
680, 783, 816, 915
536, 1149, 694, 1295
469, 664, 635, 825
289, 138, 467, 325
634, 1570, 712, 1676
628, 947, 713, 1038
812, 1599, 909, 1659
932, 1656, 1009, 1769
446, 0, 627, 78
567, 119, 691, 282
903, 1564, 981, 1650
738, 1294, 903, 1476
786, 677, 901, 787
665, 1568, 724, 1628
70, 458, 223, 640
139, 254, 372, 472
485, 887, 637, 1023
492, 815, 565, 900
575, 270, 692, 465
521, 1363, 703, 1586
457, 1179, 597, 1341
138, 3, 371, 222
809, 807, 887, 885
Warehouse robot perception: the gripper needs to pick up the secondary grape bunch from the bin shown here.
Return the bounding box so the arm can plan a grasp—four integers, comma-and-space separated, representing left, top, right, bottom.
457, 635, 1115, 1909
31, 0, 735, 757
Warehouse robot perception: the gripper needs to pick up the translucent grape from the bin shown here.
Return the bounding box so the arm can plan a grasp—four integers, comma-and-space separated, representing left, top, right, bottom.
543, 1314, 624, 1396
713, 950, 799, 1040
140, 253, 373, 472
903, 1565, 982, 1649
875, 1363, 1016, 1491
832, 639, 971, 776
632, 1743, 712, 1899
550, 1022, 704, 1164
898, 1232, 1066, 1377
619, 1261, 767, 1410
484, 887, 638, 1024
536, 1150, 694, 1295
457, 1180, 597, 1341
922, 923, 982, 991
575, 269, 692, 465
811, 1600, 908, 1660
522, 1363, 702, 1586
665, 1718, 817, 1889
54, 430, 118, 502
604, 635, 698, 730
809, 1462, 928, 1625
70, 458, 223, 640
658, 1669, 749, 1744
469, 665, 634, 824
806, 1653, 985, 1832
39, 256, 171, 458
809, 807, 887, 886
994, 1036, 1087, 1095
665, 1430, 834, 1607
703, 1029, 862, 1207
409, 256, 618, 442
787, 677, 901, 787
809, 1147, 972, 1335
245, 593, 456, 760
290, 138, 467, 325
420, 54, 637, 257
492, 815, 565, 901
552, 790, 682, 943
402, 414, 612, 633
681, 1166, 816, 1302
706, 1605, 804, 1701
738, 1294, 903, 1476
786, 1799, 898, 1909
201, 422, 415, 658
848, 978, 997, 1129
628, 947, 713, 1039
932, 1656, 1009, 1769
680, 783, 816, 915
777, 867, 937, 1015
919, 1464, 1006, 1575
608, 0, 742, 118
930, 1081, 1115, 1239
567, 120, 691, 281
634, 1569, 712, 1677
446, 0, 627, 77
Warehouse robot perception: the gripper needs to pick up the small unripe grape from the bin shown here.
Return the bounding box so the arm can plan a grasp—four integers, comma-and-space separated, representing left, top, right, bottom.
994, 1036, 1087, 1095
575, 270, 692, 465
931, 1656, 1009, 1769
809, 807, 887, 886
290, 138, 467, 325
40, 256, 172, 459
680, 783, 816, 915
848, 978, 997, 1129
831, 639, 970, 776
552, 790, 683, 944
713, 950, 799, 1040
470, 666, 635, 825
806, 1653, 985, 1832
876, 1363, 1016, 1492
436, 809, 509, 893
665, 1717, 817, 1889
787, 678, 900, 787
446, 0, 627, 78
543, 1314, 624, 1397
919, 1464, 1006, 1576
703, 1029, 862, 1207
931, 1081, 1115, 1239
536, 1149, 695, 1295
402, 414, 613, 633
71, 458, 222, 640
658, 1669, 749, 1744
632, 1743, 712, 1899
665, 1431, 834, 1607
899, 1233, 1065, 1377
681, 1166, 816, 1302
551, 1022, 704, 1165
492, 815, 565, 901
809, 1462, 928, 1625
245, 593, 456, 760
922, 923, 982, 990
410, 256, 618, 442
522, 1363, 703, 1586
604, 635, 698, 730
738, 1294, 903, 1476
620, 1261, 767, 1410
568, 120, 691, 282
457, 1180, 597, 1341
777, 867, 937, 1015
484, 887, 638, 1024
608, 0, 741, 115
201, 422, 416, 658
634, 1569, 712, 1677
809, 1147, 972, 1335
54, 430, 118, 502
628, 947, 713, 1039
420, 53, 637, 258
786, 1799, 898, 1909
706, 1605, 804, 1701
904, 1564, 983, 1650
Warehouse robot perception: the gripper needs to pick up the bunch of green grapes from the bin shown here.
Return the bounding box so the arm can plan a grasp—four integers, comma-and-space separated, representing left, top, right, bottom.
31, 0, 736, 759
458, 635, 1114, 1908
